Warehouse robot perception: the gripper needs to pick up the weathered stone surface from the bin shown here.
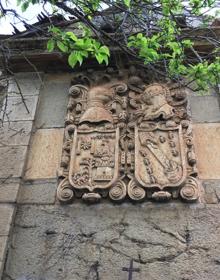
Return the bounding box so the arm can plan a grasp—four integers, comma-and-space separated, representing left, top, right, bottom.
194, 123, 220, 179
18, 180, 56, 204
189, 96, 220, 123
0, 206, 15, 280
35, 74, 70, 128
0, 261, 3, 280
203, 181, 219, 204
0, 96, 38, 122
3, 203, 220, 280
0, 121, 32, 146
24, 129, 64, 180
215, 186, 220, 201
0, 204, 15, 236
8, 72, 44, 96
0, 146, 27, 178
0, 236, 8, 261
0, 183, 20, 203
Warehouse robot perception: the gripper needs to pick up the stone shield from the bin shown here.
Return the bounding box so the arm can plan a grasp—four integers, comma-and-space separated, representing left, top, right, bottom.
69, 127, 120, 193
134, 124, 187, 191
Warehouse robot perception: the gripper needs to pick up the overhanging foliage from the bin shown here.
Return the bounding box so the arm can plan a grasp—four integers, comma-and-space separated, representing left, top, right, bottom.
1, 0, 220, 91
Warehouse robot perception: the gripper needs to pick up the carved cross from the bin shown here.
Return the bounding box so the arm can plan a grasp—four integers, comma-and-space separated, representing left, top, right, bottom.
122, 259, 140, 280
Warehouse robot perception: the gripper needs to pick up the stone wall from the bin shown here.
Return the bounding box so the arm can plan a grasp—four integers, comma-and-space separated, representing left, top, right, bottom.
0, 72, 220, 280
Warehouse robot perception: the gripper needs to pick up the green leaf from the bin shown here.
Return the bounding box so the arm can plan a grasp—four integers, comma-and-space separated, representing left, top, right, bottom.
148, 49, 159, 59
57, 41, 68, 53
21, 1, 29, 12
95, 53, 105, 64
80, 50, 89, 58
99, 46, 110, 56
124, 0, 131, 7
68, 52, 78, 68
93, 41, 101, 50
103, 55, 109, 65
182, 39, 193, 48
139, 48, 149, 57
137, 33, 143, 39
82, 38, 92, 49
66, 32, 78, 42
76, 52, 83, 66
75, 39, 85, 48
128, 35, 135, 41
47, 39, 55, 52
49, 26, 61, 34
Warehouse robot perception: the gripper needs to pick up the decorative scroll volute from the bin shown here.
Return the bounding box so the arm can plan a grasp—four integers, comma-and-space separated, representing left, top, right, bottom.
57, 68, 201, 203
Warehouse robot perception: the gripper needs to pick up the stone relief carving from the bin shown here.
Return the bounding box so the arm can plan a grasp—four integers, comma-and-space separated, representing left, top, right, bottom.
57, 67, 201, 203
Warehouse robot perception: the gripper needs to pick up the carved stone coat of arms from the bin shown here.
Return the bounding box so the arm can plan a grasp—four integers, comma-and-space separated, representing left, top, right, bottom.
57, 68, 201, 203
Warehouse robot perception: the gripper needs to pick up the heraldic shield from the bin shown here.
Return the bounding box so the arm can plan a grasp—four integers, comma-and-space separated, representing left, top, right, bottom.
57, 67, 202, 203
57, 79, 128, 203
68, 127, 119, 196
135, 124, 187, 195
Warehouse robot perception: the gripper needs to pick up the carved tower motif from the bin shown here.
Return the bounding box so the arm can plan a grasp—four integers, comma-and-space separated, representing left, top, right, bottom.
57, 67, 201, 203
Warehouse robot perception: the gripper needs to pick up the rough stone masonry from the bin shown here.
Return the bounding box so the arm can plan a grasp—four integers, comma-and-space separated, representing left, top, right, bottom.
0, 71, 220, 280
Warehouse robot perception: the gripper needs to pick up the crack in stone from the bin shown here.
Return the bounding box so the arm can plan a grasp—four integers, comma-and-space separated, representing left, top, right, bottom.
93, 242, 133, 260
136, 250, 187, 264
213, 259, 220, 265
188, 245, 210, 252
122, 233, 176, 249
45, 230, 57, 235
92, 240, 185, 266
148, 222, 187, 244
14, 223, 37, 229
78, 229, 96, 241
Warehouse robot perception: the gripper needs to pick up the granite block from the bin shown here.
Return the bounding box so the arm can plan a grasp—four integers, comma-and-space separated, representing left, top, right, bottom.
24, 129, 63, 180
0, 146, 27, 178
0, 96, 38, 122
0, 121, 32, 146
